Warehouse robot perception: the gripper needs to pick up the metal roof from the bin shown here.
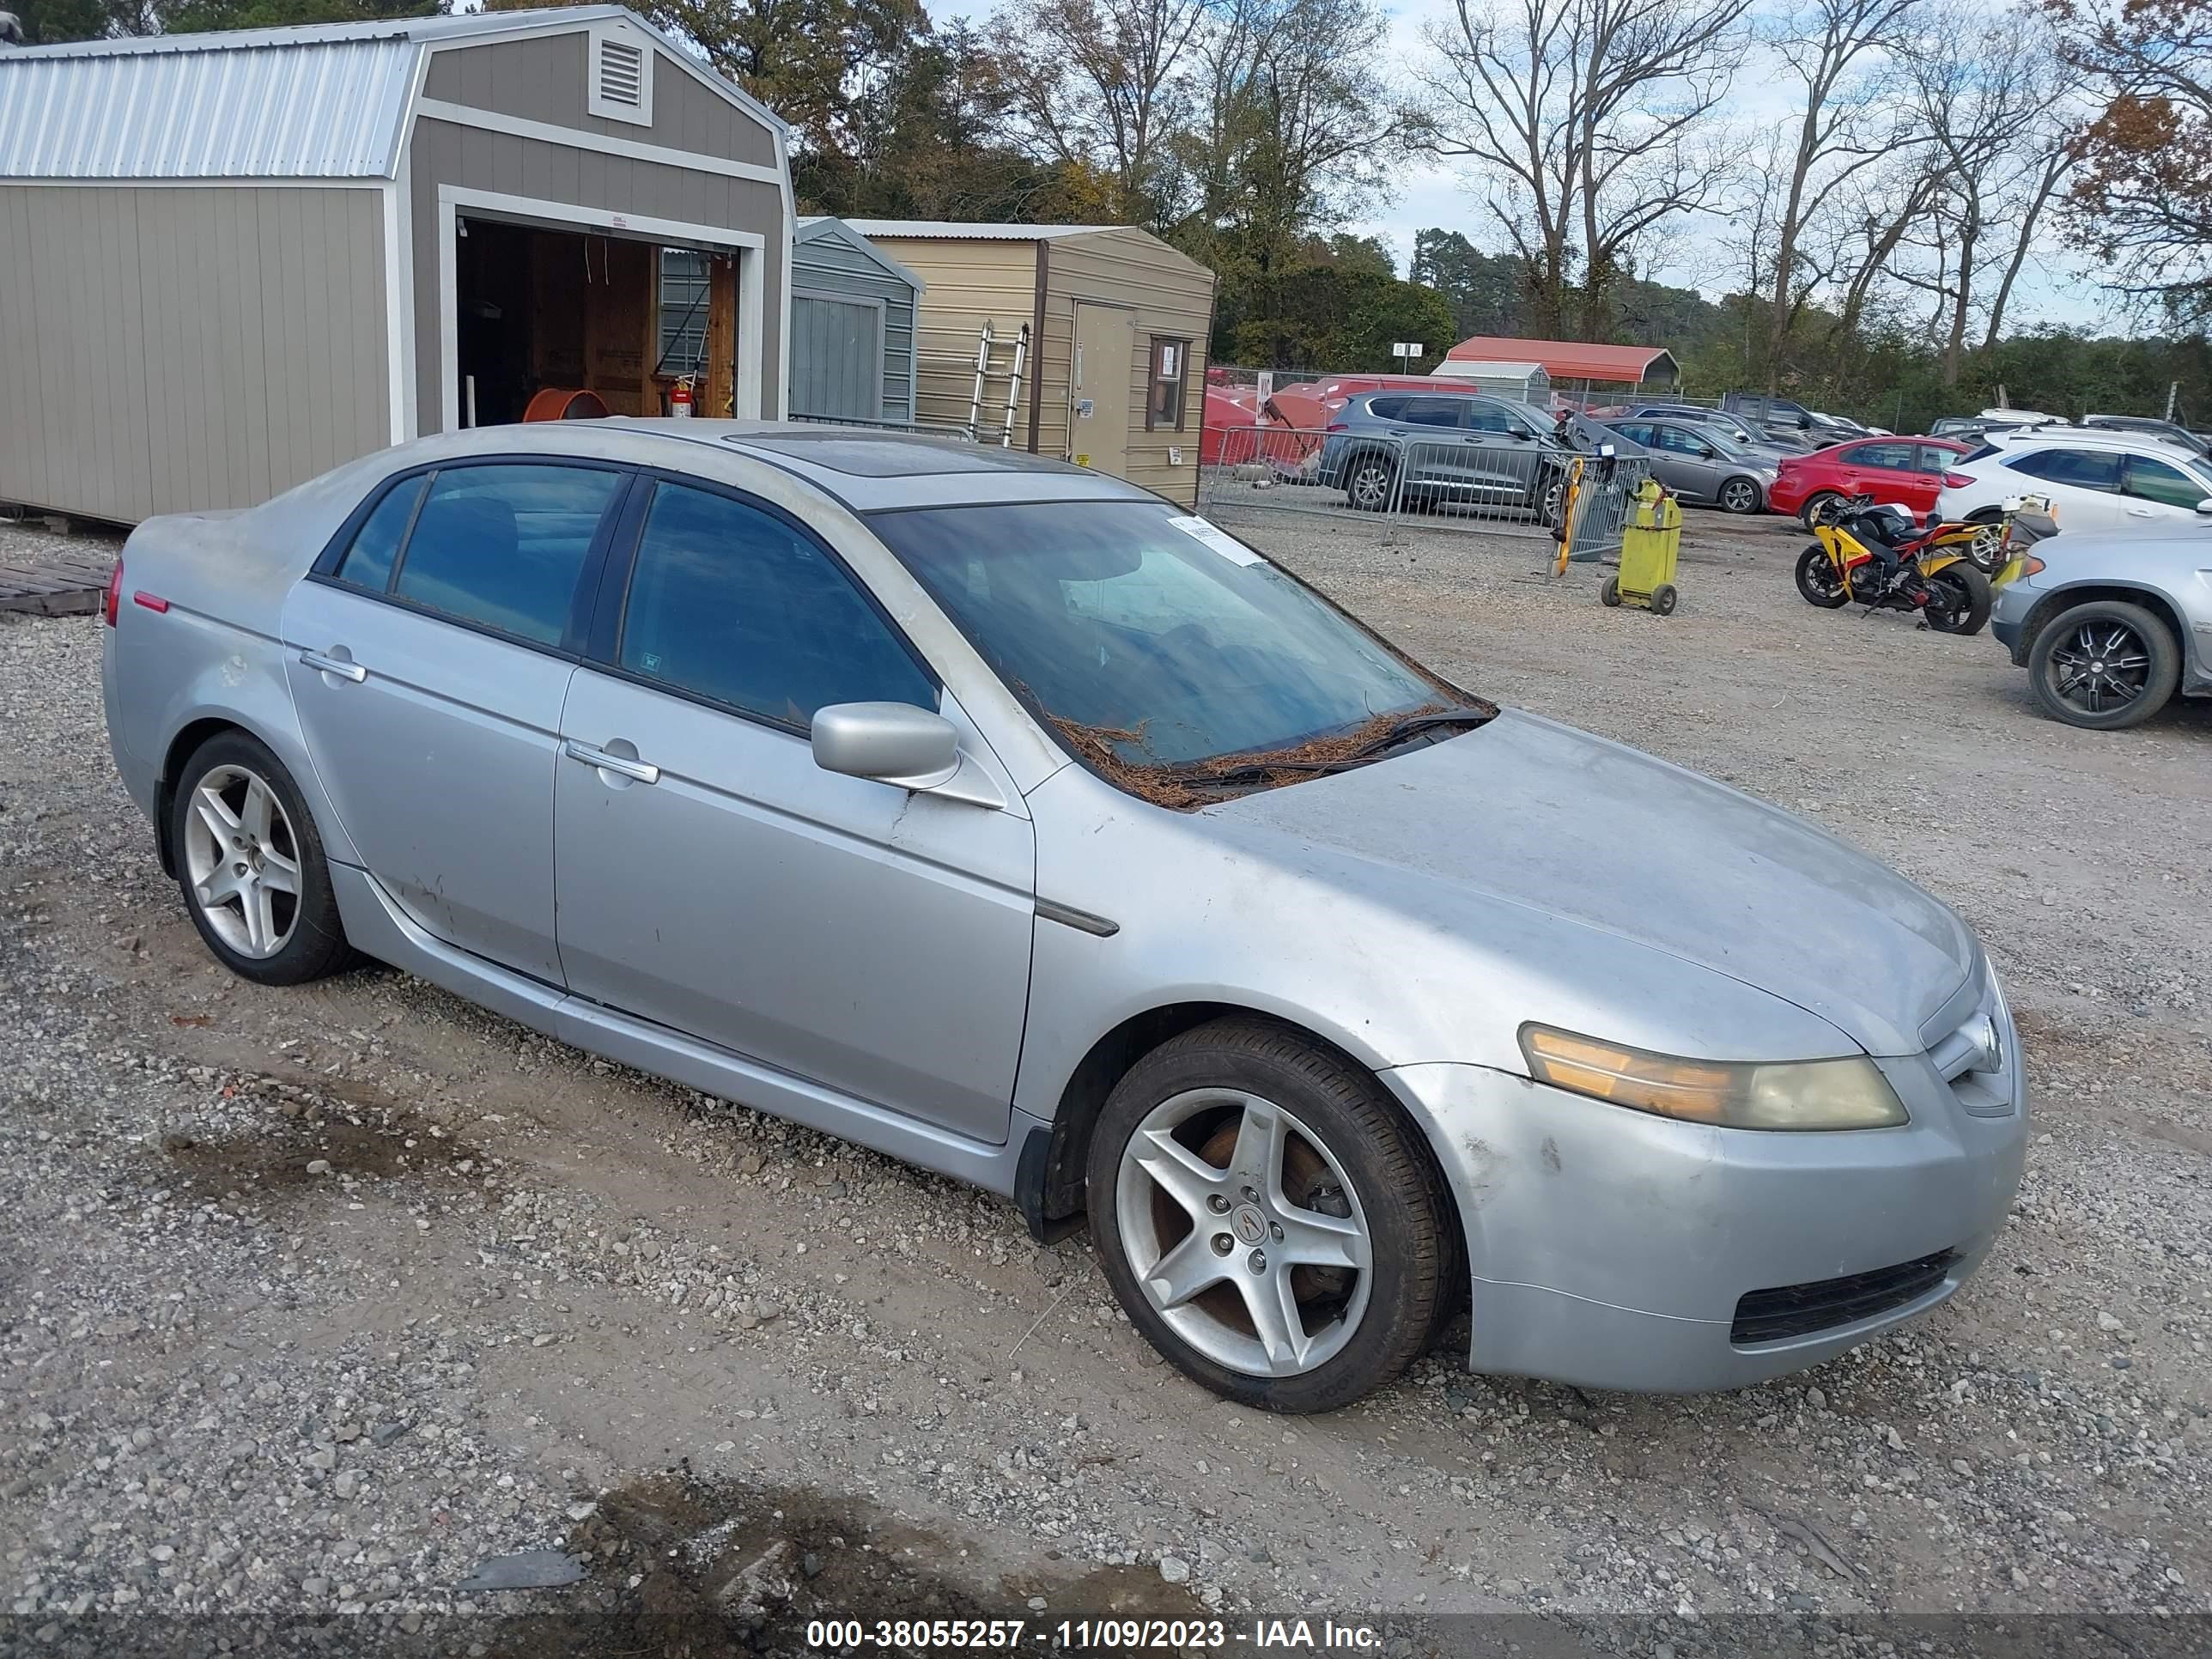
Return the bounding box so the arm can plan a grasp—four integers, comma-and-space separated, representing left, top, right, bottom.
1432, 359, 1548, 379
843, 220, 1121, 241
1442, 337, 1678, 386
0, 7, 784, 182
796, 216, 925, 293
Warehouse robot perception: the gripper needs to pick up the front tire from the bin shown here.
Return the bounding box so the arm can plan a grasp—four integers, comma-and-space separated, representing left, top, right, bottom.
1922, 564, 1991, 635
1087, 1018, 1453, 1413
2027, 599, 2180, 730
170, 731, 353, 986
1796, 546, 1850, 608
1719, 477, 1762, 514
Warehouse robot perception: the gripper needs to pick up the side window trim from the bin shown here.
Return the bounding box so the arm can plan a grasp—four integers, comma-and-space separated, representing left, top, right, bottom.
304, 455, 635, 662
582, 468, 943, 740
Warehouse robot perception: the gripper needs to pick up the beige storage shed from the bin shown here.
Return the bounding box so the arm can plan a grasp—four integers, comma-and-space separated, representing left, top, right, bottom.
846, 222, 1217, 507
0, 7, 793, 526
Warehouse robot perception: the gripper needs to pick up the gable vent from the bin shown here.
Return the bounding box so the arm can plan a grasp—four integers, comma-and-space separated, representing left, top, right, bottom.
587, 27, 653, 125
598, 40, 644, 106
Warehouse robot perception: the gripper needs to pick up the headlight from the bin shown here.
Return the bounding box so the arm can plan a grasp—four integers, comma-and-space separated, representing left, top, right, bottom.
1519, 1024, 1908, 1130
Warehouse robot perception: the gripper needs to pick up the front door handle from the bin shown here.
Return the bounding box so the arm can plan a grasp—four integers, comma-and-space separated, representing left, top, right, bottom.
562, 738, 659, 785
300, 649, 367, 683
2124, 506, 2157, 518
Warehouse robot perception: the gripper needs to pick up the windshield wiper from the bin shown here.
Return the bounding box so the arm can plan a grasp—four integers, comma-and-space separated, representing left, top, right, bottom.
1164, 708, 1494, 793
1331, 708, 1492, 763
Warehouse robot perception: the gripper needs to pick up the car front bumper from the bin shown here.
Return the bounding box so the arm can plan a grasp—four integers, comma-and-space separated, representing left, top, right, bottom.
1990, 575, 2044, 665
1383, 1027, 2026, 1393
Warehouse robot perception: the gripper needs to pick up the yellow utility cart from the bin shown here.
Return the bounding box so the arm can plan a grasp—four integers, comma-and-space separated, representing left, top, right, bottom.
1601, 477, 1682, 616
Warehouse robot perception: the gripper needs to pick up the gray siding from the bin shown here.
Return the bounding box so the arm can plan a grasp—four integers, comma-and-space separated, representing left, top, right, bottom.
0, 183, 388, 524
791, 227, 917, 422
421, 34, 779, 171
407, 116, 787, 432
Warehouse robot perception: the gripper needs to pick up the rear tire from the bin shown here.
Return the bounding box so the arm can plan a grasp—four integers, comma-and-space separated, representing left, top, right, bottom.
1087, 1018, 1453, 1413
170, 730, 353, 986
1801, 492, 1843, 530
1922, 564, 1991, 635
1650, 582, 1679, 616
1343, 453, 1396, 513
1795, 546, 1850, 608
2027, 599, 2180, 730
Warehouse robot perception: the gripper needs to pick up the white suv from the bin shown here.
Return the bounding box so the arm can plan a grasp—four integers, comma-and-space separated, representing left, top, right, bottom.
1936, 430, 2212, 537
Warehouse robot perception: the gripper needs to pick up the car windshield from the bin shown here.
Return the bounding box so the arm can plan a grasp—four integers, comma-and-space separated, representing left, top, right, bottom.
871, 500, 1492, 804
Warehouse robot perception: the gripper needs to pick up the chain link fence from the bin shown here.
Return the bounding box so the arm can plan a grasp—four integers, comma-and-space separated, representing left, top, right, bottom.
1198, 425, 1648, 561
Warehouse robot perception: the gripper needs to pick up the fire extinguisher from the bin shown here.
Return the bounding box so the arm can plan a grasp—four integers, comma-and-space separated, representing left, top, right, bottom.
669, 378, 695, 418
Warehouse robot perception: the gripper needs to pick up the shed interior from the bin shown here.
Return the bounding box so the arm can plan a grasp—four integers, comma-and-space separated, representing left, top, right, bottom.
454, 216, 738, 425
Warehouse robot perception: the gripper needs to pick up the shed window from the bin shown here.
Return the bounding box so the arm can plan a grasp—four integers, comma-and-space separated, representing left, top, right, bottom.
659, 249, 711, 377
1147, 338, 1188, 431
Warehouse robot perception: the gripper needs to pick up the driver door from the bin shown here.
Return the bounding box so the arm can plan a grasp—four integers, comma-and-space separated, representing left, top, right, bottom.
550, 476, 1036, 1143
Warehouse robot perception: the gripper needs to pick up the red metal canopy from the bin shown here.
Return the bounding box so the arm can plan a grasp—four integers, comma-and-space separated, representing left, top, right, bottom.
1442, 337, 1679, 386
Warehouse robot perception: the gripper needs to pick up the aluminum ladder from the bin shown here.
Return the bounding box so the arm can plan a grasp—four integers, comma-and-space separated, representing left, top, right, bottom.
967, 321, 1030, 447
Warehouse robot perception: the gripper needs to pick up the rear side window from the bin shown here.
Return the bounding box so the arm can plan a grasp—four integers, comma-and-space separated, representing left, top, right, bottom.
1400, 398, 1464, 428
392, 465, 623, 646
1364, 397, 1404, 419
335, 476, 427, 592
618, 481, 935, 728
1842, 442, 1915, 470
2005, 449, 2121, 490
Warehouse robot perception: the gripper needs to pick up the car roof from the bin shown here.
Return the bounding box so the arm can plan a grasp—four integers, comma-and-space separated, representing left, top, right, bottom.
1982, 425, 2199, 454
392, 419, 1166, 513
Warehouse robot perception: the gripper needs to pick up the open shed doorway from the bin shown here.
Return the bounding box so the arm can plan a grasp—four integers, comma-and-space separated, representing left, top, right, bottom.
453, 215, 738, 427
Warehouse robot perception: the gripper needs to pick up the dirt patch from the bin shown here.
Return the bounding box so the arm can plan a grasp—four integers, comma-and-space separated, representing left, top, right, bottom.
161, 1083, 494, 1206
435, 1468, 1216, 1656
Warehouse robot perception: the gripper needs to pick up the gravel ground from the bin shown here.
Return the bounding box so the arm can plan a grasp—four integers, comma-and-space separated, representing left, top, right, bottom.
1, 506, 2208, 1656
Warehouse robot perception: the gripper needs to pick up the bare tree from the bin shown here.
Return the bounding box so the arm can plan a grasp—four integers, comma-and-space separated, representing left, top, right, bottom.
1757, 0, 1922, 390
1417, 0, 1752, 339
988, 0, 1212, 226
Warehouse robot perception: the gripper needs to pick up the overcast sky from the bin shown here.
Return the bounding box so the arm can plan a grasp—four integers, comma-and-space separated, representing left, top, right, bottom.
927, 0, 2127, 336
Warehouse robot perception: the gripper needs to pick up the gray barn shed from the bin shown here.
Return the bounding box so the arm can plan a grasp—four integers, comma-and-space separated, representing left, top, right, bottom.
0, 7, 794, 526
787, 216, 923, 424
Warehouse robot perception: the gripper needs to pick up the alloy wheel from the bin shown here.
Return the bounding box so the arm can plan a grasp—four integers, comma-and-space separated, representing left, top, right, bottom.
1115, 1088, 1373, 1377
1722, 479, 1759, 514
1347, 461, 1393, 511
182, 764, 301, 959
2047, 618, 2152, 717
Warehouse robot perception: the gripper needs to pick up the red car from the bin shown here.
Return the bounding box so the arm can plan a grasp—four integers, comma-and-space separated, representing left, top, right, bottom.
1767, 437, 1975, 527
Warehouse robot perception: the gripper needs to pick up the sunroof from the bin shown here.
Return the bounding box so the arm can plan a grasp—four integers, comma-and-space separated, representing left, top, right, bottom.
732, 434, 1088, 477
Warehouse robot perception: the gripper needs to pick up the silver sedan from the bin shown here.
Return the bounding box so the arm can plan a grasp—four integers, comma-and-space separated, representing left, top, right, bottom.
100, 422, 2026, 1411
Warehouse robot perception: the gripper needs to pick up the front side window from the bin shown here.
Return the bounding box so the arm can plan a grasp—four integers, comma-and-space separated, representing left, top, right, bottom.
1656, 426, 1711, 456
392, 465, 623, 646
1146, 338, 1188, 431
2122, 453, 2212, 507
2006, 449, 2121, 491
619, 482, 934, 728
872, 501, 1484, 790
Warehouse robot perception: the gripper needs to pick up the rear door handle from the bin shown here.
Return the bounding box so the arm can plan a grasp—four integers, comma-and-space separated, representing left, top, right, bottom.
299, 649, 367, 683
562, 738, 660, 785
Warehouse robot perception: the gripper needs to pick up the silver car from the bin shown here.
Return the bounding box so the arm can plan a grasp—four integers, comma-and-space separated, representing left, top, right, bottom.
101, 422, 2025, 1410
1990, 518, 2212, 729
1602, 419, 1778, 513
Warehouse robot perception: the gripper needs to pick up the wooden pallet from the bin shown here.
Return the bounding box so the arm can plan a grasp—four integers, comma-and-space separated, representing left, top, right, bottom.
0, 544, 113, 617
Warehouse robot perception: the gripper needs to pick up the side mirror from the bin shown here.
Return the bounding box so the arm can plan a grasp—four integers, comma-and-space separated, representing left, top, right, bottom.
2197, 498, 2212, 515
811, 702, 1005, 808
812, 702, 959, 787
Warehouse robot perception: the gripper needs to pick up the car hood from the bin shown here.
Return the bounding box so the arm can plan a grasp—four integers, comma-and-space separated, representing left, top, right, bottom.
1206, 709, 1972, 1058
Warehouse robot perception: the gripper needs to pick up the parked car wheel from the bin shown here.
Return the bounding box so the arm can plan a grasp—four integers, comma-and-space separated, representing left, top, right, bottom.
1087, 1018, 1452, 1413
1800, 492, 1843, 531
1536, 470, 1568, 530
2027, 599, 2181, 731
169, 730, 353, 985
1921, 565, 1991, 636
1719, 477, 1763, 515
1963, 512, 2006, 574
1795, 546, 1851, 608
1342, 453, 1397, 513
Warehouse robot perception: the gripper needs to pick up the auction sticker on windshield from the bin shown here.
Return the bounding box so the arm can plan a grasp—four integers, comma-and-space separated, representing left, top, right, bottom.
1167, 515, 1264, 566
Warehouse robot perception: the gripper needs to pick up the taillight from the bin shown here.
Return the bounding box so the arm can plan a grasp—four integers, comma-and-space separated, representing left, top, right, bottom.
1943, 472, 1972, 488
1326, 422, 1349, 433
103, 559, 124, 627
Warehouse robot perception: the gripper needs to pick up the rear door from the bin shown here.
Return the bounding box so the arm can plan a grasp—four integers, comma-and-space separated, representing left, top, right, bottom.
550, 475, 1036, 1142
283, 459, 628, 982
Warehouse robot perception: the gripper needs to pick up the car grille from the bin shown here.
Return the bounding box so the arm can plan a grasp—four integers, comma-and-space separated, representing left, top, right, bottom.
1730, 1249, 1956, 1345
